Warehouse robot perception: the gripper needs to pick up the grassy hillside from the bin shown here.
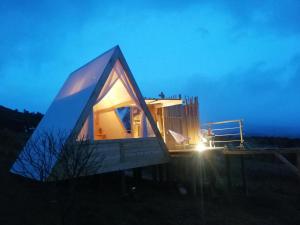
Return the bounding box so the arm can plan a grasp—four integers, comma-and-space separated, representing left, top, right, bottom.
0, 105, 42, 157
0, 105, 42, 133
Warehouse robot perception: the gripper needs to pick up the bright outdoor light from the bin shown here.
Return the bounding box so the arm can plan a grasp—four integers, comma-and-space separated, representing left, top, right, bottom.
196, 142, 207, 152
201, 137, 208, 143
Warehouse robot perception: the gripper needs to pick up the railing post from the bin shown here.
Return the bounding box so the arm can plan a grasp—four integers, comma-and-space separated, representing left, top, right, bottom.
239, 120, 244, 148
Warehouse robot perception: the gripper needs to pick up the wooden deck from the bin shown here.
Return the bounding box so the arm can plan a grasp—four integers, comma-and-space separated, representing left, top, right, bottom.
165, 146, 300, 196
169, 147, 300, 155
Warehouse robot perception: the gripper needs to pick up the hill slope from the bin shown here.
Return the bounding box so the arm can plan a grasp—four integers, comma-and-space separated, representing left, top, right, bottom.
0, 105, 43, 133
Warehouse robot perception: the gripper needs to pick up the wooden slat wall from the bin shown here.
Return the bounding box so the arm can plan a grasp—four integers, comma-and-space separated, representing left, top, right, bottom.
71, 138, 168, 176
164, 97, 200, 149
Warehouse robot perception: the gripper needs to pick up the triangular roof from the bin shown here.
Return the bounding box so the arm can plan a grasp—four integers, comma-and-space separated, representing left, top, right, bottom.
11, 46, 169, 181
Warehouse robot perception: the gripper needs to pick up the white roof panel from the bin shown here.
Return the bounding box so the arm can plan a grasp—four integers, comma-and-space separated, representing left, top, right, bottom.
36, 46, 116, 135
11, 46, 117, 180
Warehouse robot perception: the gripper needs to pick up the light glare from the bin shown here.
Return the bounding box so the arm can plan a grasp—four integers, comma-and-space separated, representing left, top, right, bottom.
196, 142, 206, 152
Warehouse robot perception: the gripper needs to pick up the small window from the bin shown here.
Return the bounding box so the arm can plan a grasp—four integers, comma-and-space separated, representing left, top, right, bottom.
116, 107, 131, 134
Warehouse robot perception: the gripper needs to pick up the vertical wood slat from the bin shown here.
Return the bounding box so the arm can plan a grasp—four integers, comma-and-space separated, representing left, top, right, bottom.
161, 96, 200, 148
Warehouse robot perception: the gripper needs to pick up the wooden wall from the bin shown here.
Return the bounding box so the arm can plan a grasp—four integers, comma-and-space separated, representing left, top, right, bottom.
50, 137, 169, 179
164, 97, 200, 149
89, 138, 168, 173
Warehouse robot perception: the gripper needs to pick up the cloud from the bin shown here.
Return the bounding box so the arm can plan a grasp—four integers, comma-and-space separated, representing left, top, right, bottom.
183, 53, 300, 136
286, 54, 300, 93
218, 0, 300, 35
143, 0, 300, 35
0, 0, 299, 137
195, 27, 210, 38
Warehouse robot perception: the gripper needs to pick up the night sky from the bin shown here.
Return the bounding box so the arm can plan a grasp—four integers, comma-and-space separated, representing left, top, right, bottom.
1, 0, 300, 137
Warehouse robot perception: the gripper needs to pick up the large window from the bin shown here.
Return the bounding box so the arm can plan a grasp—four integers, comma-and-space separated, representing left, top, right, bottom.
77, 60, 155, 141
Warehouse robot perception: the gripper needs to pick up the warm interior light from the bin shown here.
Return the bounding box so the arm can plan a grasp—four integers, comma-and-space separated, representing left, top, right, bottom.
196, 142, 207, 152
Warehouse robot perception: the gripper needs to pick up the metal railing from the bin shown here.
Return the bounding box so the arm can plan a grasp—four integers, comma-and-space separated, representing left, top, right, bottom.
201, 119, 244, 148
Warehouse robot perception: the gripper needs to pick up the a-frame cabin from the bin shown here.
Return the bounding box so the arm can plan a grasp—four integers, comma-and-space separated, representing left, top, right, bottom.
11, 46, 170, 181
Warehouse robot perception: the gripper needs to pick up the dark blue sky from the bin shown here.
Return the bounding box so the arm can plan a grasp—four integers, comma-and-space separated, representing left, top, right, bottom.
1, 0, 300, 137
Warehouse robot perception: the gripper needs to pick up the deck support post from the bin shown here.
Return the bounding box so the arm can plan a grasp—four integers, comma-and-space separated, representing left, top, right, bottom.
133, 167, 142, 185
151, 165, 158, 182
206, 153, 217, 197
120, 170, 127, 196
225, 155, 232, 199
166, 162, 172, 187
274, 153, 300, 179
158, 164, 164, 183
297, 153, 300, 172
199, 153, 206, 225
191, 153, 198, 196
240, 156, 248, 195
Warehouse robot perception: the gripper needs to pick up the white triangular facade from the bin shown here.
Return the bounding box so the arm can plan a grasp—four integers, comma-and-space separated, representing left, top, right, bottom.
11, 46, 169, 181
